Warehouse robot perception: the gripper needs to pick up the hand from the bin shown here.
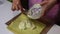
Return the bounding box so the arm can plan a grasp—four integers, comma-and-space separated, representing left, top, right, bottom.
12, 0, 24, 11
40, 0, 57, 17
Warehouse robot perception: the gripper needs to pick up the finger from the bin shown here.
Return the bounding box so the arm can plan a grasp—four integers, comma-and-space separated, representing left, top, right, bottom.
18, 5, 21, 10
23, 8, 25, 11
18, 5, 24, 11
15, 4, 19, 11
21, 8, 25, 11
11, 4, 16, 11
40, 1, 48, 6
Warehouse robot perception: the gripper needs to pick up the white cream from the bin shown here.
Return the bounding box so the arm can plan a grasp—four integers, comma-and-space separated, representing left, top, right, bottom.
19, 21, 26, 30
19, 20, 36, 30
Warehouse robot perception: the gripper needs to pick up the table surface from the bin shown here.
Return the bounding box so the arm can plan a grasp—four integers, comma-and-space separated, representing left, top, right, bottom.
0, 0, 60, 34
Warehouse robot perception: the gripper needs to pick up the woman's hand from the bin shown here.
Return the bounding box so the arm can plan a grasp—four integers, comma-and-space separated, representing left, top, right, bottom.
12, 0, 24, 11
40, 0, 57, 17
38, 0, 57, 23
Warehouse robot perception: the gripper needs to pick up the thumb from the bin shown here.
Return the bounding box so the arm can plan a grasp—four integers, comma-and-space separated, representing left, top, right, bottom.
40, 1, 48, 6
